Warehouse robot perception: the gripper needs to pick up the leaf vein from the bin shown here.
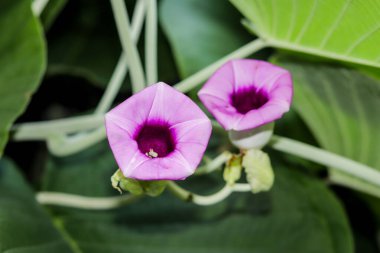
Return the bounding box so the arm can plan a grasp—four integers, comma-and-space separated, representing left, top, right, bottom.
294, 0, 319, 43
319, 0, 353, 48
344, 23, 380, 55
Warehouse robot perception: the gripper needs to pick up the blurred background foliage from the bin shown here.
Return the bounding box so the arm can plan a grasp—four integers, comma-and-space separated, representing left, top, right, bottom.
1, 0, 380, 252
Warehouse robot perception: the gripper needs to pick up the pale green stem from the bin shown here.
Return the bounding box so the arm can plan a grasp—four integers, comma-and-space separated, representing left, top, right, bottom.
270, 135, 380, 188
167, 181, 251, 206
195, 151, 232, 175
32, 0, 49, 16
110, 0, 146, 92
12, 115, 104, 141
95, 53, 128, 114
36, 192, 141, 210
47, 127, 106, 157
145, 0, 158, 85
96, 0, 146, 113
35, 182, 251, 209
174, 39, 267, 93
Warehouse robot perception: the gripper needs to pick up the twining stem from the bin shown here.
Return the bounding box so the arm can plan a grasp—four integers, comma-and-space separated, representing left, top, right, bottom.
12, 115, 104, 141
270, 135, 380, 188
47, 127, 106, 156
36, 192, 141, 210
174, 38, 266, 93
32, 0, 49, 16
166, 181, 251, 206
195, 151, 232, 175
36, 182, 251, 209
96, 0, 146, 114
111, 0, 146, 92
145, 0, 158, 85
10, 39, 265, 142
36, 135, 380, 209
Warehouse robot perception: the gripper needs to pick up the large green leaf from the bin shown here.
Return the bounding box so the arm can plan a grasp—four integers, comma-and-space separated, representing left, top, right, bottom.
42, 142, 353, 253
0, 0, 46, 156
160, 0, 251, 78
0, 159, 72, 252
231, 0, 380, 68
274, 56, 380, 196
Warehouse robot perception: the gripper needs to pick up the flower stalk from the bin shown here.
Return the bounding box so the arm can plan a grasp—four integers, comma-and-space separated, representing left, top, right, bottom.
166, 181, 251, 206
269, 135, 380, 188
110, 0, 146, 92
145, 0, 158, 85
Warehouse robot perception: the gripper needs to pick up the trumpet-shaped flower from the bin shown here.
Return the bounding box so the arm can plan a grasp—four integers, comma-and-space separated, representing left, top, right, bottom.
198, 59, 293, 132
105, 82, 212, 180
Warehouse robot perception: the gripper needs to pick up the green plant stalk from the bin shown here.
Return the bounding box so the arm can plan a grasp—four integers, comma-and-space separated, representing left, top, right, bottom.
12, 115, 104, 141
110, 0, 146, 92
167, 181, 251, 206
145, 0, 158, 85
270, 135, 380, 189
195, 151, 232, 175
96, 0, 146, 114
174, 38, 267, 93
47, 127, 106, 157
36, 191, 141, 210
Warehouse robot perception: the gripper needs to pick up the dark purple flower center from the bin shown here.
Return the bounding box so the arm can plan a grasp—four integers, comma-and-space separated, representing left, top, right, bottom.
230, 86, 269, 114
135, 122, 175, 158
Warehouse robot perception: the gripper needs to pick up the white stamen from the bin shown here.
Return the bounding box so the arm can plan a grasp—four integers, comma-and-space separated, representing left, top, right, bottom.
146, 148, 158, 158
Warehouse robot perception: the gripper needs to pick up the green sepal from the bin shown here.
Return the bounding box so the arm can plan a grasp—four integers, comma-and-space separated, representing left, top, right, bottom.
111, 169, 168, 197
242, 149, 274, 193
223, 154, 243, 185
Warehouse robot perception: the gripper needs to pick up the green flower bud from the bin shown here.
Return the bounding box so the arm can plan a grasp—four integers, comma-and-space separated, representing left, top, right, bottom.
242, 149, 274, 193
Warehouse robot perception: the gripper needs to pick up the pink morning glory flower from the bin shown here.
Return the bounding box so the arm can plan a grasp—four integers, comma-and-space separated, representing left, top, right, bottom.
105, 82, 212, 181
198, 59, 293, 132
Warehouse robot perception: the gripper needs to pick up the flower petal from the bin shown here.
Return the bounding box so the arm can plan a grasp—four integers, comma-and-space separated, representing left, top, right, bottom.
106, 82, 212, 180
170, 118, 212, 169
198, 93, 242, 130
148, 82, 209, 125
105, 84, 158, 135
199, 59, 293, 131
127, 150, 193, 180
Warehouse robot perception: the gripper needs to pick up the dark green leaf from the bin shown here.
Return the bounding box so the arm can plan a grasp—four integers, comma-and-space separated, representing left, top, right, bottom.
0, 159, 72, 252
0, 0, 46, 156
160, 0, 251, 78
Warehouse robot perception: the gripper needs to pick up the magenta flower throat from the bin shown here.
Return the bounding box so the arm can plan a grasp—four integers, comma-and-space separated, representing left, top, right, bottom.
135, 122, 175, 158
105, 82, 212, 181
230, 86, 269, 114
198, 59, 293, 131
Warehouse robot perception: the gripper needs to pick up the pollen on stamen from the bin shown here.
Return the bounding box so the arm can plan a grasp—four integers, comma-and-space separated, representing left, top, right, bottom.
146, 148, 158, 158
